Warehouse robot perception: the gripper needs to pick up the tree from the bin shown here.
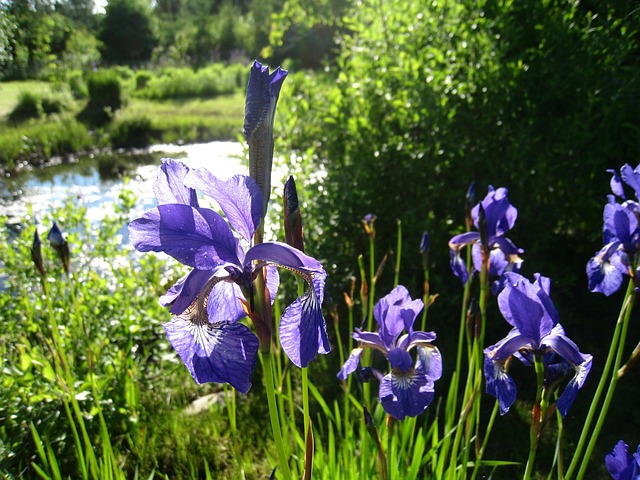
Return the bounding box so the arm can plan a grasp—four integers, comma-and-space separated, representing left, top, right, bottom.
99, 0, 157, 64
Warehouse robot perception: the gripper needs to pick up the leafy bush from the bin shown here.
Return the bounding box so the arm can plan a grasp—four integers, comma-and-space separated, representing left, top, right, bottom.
7, 91, 44, 121
109, 113, 159, 148
80, 69, 126, 124
134, 63, 247, 100
68, 70, 88, 98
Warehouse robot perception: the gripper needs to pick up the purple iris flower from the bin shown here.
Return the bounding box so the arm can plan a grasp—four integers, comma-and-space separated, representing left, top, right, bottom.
449, 186, 523, 287
484, 272, 592, 417
244, 60, 288, 217
337, 285, 442, 420
587, 163, 640, 295
128, 159, 329, 391
605, 440, 640, 480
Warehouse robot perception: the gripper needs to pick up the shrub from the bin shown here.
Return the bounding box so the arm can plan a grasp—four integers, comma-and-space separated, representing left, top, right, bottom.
68, 71, 88, 99
109, 113, 159, 148
81, 69, 126, 124
7, 89, 72, 123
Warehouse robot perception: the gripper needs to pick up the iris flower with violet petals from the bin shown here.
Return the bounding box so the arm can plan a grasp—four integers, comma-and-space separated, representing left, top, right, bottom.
337, 285, 442, 420
605, 440, 640, 480
128, 159, 329, 391
483, 272, 592, 416
449, 185, 523, 287
587, 163, 640, 295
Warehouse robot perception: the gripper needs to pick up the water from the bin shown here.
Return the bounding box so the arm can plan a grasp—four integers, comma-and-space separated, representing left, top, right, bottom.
0, 141, 246, 226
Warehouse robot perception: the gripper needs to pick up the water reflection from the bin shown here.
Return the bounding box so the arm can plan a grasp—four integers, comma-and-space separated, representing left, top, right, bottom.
0, 141, 245, 225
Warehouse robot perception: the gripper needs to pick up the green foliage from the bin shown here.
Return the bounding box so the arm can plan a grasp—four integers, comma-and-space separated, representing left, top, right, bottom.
0, 116, 93, 169
134, 63, 247, 100
8, 88, 73, 122
109, 113, 159, 148
277, 0, 640, 307
82, 68, 126, 123
99, 0, 158, 65
67, 70, 88, 99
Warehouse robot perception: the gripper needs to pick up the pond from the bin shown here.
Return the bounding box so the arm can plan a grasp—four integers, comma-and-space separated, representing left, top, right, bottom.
0, 141, 246, 227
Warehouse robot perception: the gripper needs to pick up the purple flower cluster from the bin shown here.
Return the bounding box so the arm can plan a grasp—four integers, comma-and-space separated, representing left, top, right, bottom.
483, 272, 592, 417
337, 286, 442, 420
587, 164, 640, 295
449, 186, 523, 288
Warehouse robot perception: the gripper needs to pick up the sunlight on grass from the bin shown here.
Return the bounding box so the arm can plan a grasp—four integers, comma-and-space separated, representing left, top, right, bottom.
0, 80, 52, 118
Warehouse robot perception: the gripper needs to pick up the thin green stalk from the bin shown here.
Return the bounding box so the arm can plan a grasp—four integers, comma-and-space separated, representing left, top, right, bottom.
575, 286, 635, 480
524, 356, 546, 480
262, 351, 293, 480
393, 219, 402, 288
565, 280, 635, 479
470, 401, 499, 480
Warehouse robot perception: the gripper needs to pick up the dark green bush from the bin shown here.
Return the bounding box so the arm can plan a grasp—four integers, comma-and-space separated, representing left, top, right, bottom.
8, 89, 72, 122
68, 71, 88, 99
80, 69, 126, 124
109, 114, 159, 148
135, 70, 153, 90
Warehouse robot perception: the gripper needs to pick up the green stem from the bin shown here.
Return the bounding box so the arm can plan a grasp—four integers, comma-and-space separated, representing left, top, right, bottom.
524, 356, 546, 480
575, 286, 635, 480
263, 351, 293, 480
564, 280, 635, 479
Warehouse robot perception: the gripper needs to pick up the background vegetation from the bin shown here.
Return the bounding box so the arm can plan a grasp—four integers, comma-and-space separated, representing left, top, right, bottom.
1, 0, 640, 477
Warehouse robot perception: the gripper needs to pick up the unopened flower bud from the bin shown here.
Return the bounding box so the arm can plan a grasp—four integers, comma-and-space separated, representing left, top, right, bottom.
283, 176, 304, 252
47, 222, 70, 275
30, 230, 46, 278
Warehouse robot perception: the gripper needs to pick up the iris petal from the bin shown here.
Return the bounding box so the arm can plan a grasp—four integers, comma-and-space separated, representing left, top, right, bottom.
337, 348, 364, 381
185, 170, 262, 242
163, 318, 259, 393
128, 204, 240, 269
279, 288, 329, 367
379, 369, 434, 420
154, 158, 199, 207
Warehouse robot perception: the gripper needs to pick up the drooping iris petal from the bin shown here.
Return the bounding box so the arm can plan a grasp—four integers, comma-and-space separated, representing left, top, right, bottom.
387, 348, 413, 371
587, 243, 627, 296
484, 349, 517, 415
379, 368, 434, 420
185, 170, 262, 242
128, 204, 240, 269
163, 318, 258, 393
415, 345, 443, 381
603, 201, 639, 250
555, 353, 592, 417
279, 287, 330, 368
154, 158, 199, 207
337, 348, 364, 381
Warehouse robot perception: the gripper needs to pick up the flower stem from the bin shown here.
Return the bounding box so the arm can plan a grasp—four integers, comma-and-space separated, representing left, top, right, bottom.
524, 356, 546, 480
564, 279, 635, 479
262, 351, 293, 480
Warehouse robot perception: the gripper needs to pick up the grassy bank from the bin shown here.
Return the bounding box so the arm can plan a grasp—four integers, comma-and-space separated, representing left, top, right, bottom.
0, 79, 244, 171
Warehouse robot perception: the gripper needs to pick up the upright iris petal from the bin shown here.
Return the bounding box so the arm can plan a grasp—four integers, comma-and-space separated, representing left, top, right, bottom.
484, 272, 592, 417
244, 60, 288, 217
337, 285, 441, 420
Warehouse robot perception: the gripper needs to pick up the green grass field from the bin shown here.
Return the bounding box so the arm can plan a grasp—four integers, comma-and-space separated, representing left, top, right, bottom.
0, 80, 52, 118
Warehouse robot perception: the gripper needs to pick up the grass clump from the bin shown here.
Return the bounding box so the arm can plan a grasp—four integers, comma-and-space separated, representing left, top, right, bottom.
8, 89, 73, 123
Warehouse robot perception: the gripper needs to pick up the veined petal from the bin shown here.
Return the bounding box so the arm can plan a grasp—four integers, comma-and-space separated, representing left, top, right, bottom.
279, 285, 330, 367
352, 329, 387, 351
206, 280, 247, 324
587, 243, 626, 296
337, 347, 364, 380
244, 241, 324, 275
379, 369, 434, 420
555, 352, 592, 417
128, 204, 241, 269
163, 317, 258, 393
416, 345, 443, 381
621, 163, 640, 201
154, 158, 199, 207
483, 349, 517, 415
184, 170, 262, 242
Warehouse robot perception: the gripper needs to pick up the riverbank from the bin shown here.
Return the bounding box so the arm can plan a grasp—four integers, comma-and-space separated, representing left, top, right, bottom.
0, 80, 244, 173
